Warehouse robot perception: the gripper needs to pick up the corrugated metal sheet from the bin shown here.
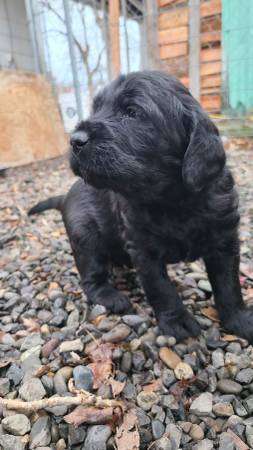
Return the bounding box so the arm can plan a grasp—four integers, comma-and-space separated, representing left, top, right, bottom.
222, 0, 253, 113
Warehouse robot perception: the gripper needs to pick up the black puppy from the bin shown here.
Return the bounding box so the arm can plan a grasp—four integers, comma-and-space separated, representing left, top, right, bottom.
29, 70, 253, 342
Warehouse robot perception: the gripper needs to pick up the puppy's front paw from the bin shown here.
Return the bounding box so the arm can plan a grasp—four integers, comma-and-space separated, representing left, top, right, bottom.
157, 308, 201, 342
90, 285, 132, 314
222, 307, 253, 343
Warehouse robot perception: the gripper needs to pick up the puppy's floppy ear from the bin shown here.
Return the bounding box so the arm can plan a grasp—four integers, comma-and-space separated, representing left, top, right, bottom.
182, 114, 225, 192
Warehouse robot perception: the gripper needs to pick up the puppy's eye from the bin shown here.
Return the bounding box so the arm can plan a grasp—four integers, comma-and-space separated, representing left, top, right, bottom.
123, 106, 138, 119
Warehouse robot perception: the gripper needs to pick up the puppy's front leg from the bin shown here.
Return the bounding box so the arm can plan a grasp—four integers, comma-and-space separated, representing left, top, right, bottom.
133, 253, 201, 341
205, 250, 253, 343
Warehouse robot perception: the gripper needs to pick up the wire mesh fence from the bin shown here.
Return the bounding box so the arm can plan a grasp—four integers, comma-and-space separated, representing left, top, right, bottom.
24, 0, 253, 137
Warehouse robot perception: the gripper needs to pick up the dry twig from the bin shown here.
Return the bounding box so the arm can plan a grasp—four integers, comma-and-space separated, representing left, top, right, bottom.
0, 378, 124, 413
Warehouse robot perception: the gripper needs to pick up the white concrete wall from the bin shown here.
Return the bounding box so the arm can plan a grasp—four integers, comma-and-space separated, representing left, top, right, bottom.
0, 0, 35, 71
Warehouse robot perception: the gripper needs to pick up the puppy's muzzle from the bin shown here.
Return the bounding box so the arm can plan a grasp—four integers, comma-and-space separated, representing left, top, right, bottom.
70, 130, 89, 154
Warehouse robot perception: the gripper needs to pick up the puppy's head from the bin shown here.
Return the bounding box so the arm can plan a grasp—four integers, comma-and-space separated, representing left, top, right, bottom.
70, 71, 225, 198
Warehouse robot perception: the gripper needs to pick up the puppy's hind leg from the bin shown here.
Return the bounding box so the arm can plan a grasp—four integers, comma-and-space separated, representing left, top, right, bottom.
70, 226, 131, 314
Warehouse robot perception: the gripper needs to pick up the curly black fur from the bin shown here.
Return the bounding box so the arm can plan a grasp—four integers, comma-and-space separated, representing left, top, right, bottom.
29, 70, 253, 342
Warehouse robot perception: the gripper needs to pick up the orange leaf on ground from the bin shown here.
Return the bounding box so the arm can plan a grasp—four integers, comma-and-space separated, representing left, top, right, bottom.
64, 406, 114, 426
115, 409, 140, 450
86, 342, 115, 389
221, 334, 240, 342
88, 362, 112, 389
48, 282, 60, 291
201, 306, 220, 322
91, 343, 114, 362
143, 379, 162, 393
91, 315, 107, 327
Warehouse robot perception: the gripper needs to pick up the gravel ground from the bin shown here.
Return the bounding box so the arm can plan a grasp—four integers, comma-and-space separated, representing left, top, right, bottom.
0, 147, 253, 450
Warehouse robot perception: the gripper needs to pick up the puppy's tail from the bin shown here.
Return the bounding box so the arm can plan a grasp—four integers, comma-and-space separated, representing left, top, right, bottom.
28, 195, 64, 216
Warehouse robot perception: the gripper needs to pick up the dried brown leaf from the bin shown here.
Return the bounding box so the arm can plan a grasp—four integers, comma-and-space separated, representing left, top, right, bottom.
89, 342, 114, 363
143, 379, 162, 393
221, 334, 239, 342
109, 379, 126, 397
115, 409, 140, 450
88, 362, 112, 389
21, 317, 40, 332
64, 405, 114, 426
201, 306, 219, 322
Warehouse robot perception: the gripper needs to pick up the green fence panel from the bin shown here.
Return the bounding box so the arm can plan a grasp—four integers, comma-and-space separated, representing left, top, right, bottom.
222, 0, 253, 114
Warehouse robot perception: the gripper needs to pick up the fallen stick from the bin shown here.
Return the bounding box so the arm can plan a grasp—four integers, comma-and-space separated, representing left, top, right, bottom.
0, 378, 124, 413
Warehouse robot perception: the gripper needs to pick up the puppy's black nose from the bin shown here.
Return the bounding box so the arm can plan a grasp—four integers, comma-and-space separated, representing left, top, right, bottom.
70, 131, 89, 152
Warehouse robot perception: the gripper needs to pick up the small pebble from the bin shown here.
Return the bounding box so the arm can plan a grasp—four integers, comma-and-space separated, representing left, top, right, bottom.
59, 338, 83, 353
73, 365, 94, 391
2, 414, 31, 436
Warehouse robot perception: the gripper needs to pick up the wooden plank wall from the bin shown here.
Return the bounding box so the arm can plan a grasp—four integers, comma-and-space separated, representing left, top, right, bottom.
158, 0, 222, 112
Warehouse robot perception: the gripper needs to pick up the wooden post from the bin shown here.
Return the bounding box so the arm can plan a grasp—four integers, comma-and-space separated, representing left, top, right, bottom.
189, 0, 200, 100
144, 0, 159, 69
109, 0, 121, 79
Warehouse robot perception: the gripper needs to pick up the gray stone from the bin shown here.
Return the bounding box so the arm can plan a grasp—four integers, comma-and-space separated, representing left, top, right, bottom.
190, 393, 213, 416
30, 416, 51, 449
193, 439, 213, 450
233, 398, 248, 417
122, 381, 136, 400
156, 335, 168, 347
53, 366, 73, 394
165, 424, 182, 450
152, 420, 165, 440
20, 333, 44, 351
50, 309, 67, 326
244, 395, 253, 414
162, 369, 176, 388
0, 377, 10, 396
68, 424, 86, 446
89, 304, 106, 320
121, 351, 132, 372
73, 365, 94, 392
136, 407, 151, 427
21, 354, 42, 381
245, 425, 253, 447
20, 344, 42, 362
122, 314, 144, 327
226, 342, 242, 354
2, 414, 31, 436
198, 279, 212, 293
7, 364, 24, 385
213, 402, 234, 417
0, 434, 26, 450
19, 377, 46, 401
167, 336, 177, 346
137, 391, 159, 411
67, 309, 80, 328
217, 379, 242, 394
211, 349, 224, 368
153, 436, 172, 450
218, 432, 235, 450
132, 350, 146, 371
235, 368, 253, 384
82, 425, 111, 450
